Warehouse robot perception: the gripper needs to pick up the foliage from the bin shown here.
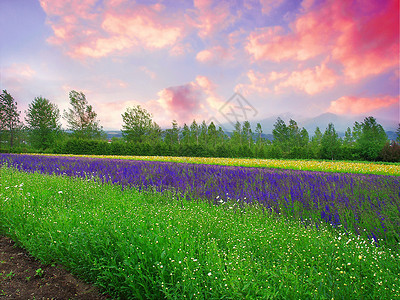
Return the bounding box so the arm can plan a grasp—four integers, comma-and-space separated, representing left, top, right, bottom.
121, 105, 156, 143
321, 123, 341, 160
0, 90, 22, 149
379, 141, 400, 163
397, 124, 400, 143
63, 90, 104, 140
356, 117, 388, 161
25, 97, 61, 150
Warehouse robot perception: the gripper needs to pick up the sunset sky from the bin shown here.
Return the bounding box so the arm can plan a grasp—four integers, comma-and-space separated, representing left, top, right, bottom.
0, 0, 399, 131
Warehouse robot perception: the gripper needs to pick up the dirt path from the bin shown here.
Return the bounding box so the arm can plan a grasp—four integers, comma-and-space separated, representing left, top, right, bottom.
0, 236, 111, 299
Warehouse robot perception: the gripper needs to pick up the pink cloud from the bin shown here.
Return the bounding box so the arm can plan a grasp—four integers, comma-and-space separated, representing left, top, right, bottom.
156, 76, 224, 124
190, 0, 235, 39
235, 70, 270, 96
275, 61, 338, 95
4, 63, 36, 78
195, 75, 215, 92
328, 95, 399, 115
139, 66, 156, 80
157, 82, 204, 121
269, 71, 288, 81
246, 0, 399, 81
40, 0, 185, 59
196, 46, 231, 63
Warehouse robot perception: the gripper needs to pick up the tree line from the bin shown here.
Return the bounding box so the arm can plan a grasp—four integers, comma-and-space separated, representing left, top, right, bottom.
1, 89, 399, 162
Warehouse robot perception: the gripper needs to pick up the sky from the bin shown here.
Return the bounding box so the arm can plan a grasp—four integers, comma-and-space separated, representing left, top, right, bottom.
0, 0, 399, 131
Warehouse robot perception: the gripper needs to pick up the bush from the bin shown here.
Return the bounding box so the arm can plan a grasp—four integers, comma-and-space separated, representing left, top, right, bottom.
379, 141, 400, 162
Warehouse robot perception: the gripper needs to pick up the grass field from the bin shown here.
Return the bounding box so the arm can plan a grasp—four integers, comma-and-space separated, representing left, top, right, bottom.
0, 154, 399, 299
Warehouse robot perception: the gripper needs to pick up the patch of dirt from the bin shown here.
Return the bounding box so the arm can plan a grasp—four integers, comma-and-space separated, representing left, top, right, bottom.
0, 236, 111, 299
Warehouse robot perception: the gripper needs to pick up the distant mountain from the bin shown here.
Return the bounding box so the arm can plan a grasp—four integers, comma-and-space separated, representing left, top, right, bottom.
300, 113, 359, 133
105, 131, 123, 140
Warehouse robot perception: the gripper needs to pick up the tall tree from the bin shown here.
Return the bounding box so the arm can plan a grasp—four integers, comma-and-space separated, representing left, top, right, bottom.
148, 122, 162, 143
310, 127, 323, 158
231, 121, 242, 146
352, 121, 362, 142
272, 118, 289, 152
207, 121, 217, 147
199, 121, 208, 145
165, 120, 180, 145
0, 90, 21, 149
181, 123, 191, 144
255, 123, 263, 145
63, 90, 103, 139
242, 121, 253, 148
299, 128, 309, 147
321, 123, 341, 160
396, 123, 400, 143
190, 120, 200, 145
356, 116, 387, 161
25, 96, 61, 150
287, 119, 301, 147
121, 105, 153, 143
217, 126, 227, 145
343, 127, 353, 146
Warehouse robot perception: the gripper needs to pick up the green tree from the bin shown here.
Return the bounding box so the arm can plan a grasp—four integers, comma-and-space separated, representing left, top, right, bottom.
63, 91, 104, 139
190, 120, 200, 144
272, 118, 289, 154
343, 127, 353, 146
357, 116, 387, 161
181, 124, 190, 144
207, 121, 217, 147
242, 121, 253, 148
255, 123, 263, 145
321, 123, 341, 160
310, 127, 322, 158
199, 121, 208, 145
352, 121, 362, 142
231, 121, 242, 146
396, 123, 400, 143
121, 105, 153, 143
300, 128, 309, 147
165, 120, 180, 145
148, 122, 162, 143
0, 90, 21, 149
217, 126, 227, 145
25, 97, 61, 150
287, 119, 301, 147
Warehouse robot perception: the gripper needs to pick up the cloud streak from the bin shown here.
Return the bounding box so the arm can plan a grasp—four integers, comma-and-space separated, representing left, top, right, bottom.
328, 95, 399, 115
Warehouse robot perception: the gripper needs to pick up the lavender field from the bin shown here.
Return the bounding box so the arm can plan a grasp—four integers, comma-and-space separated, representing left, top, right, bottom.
1, 153, 399, 248
1, 153, 400, 298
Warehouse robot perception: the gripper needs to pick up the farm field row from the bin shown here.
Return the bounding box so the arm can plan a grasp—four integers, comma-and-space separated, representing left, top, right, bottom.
1, 153, 400, 249
30, 153, 400, 176
0, 167, 399, 299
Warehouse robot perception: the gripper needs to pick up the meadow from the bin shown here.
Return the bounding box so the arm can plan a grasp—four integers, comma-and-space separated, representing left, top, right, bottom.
0, 153, 399, 299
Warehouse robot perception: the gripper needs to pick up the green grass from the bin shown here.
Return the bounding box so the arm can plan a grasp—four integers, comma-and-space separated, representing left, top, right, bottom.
0, 166, 399, 299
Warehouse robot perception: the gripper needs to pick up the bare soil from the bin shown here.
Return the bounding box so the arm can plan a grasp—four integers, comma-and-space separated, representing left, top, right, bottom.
0, 235, 111, 300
